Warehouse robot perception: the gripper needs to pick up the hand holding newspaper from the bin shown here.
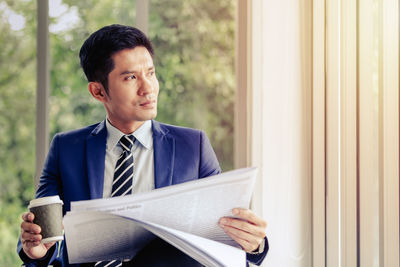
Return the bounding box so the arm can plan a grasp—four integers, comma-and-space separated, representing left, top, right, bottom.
63, 167, 258, 266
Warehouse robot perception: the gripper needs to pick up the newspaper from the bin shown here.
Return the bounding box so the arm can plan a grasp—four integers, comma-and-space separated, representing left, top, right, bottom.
63, 167, 258, 266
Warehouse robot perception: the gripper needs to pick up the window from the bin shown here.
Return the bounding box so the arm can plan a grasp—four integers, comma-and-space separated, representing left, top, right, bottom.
149, 0, 236, 171
0, 1, 37, 265
0, 1, 236, 265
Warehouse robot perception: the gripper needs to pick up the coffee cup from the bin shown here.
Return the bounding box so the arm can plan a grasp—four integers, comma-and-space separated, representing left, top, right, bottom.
28, 195, 64, 243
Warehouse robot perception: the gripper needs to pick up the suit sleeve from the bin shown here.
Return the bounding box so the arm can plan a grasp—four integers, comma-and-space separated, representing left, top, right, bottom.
246, 236, 269, 265
17, 134, 62, 266
36, 134, 63, 198
199, 130, 221, 177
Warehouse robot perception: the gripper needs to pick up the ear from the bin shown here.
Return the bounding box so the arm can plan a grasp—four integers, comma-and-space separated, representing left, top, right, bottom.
88, 82, 108, 103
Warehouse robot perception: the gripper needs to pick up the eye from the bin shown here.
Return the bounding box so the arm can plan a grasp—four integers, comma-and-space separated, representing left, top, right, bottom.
125, 74, 136, 80
148, 71, 155, 76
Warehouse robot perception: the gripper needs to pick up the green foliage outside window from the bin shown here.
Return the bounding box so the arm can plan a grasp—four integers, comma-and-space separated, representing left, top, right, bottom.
0, 0, 235, 265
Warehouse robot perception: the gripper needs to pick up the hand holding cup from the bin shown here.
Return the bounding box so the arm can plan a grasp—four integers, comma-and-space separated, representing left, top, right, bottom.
20, 196, 63, 259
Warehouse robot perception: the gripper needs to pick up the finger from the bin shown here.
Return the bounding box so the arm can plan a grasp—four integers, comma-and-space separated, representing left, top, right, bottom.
232, 208, 267, 228
222, 224, 263, 246
22, 212, 35, 222
23, 239, 42, 249
223, 227, 257, 252
21, 221, 41, 234
21, 231, 42, 243
219, 217, 265, 238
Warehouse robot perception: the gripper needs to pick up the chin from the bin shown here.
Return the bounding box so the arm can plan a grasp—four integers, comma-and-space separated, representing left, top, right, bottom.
148, 111, 157, 120
138, 111, 157, 121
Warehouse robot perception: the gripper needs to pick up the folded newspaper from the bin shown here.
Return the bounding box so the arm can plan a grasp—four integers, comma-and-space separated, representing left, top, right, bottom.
63, 167, 258, 266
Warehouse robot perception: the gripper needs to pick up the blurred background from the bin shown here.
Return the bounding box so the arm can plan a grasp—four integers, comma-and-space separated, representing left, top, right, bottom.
0, 0, 236, 265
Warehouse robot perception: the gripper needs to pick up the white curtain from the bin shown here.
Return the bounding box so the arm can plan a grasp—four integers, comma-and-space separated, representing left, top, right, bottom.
242, 1, 313, 266
241, 0, 400, 266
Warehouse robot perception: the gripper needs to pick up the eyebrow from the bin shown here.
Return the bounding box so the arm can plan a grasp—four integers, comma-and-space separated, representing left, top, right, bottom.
120, 66, 155, 75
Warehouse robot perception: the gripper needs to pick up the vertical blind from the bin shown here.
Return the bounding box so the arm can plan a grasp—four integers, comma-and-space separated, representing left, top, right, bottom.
313, 0, 399, 266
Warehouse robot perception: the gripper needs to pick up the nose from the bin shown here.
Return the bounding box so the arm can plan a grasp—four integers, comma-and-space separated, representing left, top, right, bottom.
138, 76, 153, 96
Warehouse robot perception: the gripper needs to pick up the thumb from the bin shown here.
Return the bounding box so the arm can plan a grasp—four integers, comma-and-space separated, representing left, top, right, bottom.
44, 242, 56, 250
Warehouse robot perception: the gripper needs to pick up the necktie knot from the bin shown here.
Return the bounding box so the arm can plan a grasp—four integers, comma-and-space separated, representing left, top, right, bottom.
119, 135, 135, 152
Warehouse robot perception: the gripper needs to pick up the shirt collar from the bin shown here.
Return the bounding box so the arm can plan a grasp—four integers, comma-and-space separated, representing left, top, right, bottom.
133, 120, 153, 149
105, 119, 153, 150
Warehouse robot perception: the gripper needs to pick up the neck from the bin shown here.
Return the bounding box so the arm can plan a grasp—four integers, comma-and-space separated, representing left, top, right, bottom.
107, 119, 146, 134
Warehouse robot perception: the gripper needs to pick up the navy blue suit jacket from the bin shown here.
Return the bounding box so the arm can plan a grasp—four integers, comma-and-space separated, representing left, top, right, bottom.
18, 120, 267, 266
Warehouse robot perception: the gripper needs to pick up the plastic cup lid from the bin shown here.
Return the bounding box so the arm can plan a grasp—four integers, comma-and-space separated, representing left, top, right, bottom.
42, 236, 64, 244
28, 196, 63, 209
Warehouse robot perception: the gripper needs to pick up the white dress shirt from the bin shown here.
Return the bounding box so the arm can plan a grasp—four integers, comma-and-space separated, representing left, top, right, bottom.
103, 119, 155, 198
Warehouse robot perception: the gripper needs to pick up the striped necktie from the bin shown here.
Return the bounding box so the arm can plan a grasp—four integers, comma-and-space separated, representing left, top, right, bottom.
111, 135, 135, 197
95, 135, 135, 267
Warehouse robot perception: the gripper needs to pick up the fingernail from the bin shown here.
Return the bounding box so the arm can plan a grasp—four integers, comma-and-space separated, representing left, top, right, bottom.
220, 218, 226, 224
233, 209, 239, 215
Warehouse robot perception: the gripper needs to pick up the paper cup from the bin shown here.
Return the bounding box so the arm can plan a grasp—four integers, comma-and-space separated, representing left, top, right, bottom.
28, 196, 64, 243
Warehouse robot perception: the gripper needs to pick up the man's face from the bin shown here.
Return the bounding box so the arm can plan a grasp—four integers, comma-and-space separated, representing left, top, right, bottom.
103, 46, 159, 129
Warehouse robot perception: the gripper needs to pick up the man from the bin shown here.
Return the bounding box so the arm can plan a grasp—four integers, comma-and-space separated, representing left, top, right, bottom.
18, 24, 268, 266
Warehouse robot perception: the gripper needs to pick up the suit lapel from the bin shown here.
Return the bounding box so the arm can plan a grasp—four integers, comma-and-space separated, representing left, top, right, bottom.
86, 121, 107, 199
152, 120, 175, 188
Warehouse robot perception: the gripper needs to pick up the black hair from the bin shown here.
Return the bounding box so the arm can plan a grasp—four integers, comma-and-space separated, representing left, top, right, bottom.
79, 24, 154, 94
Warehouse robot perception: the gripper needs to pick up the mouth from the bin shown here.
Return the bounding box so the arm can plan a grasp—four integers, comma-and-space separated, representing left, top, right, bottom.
139, 100, 156, 108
